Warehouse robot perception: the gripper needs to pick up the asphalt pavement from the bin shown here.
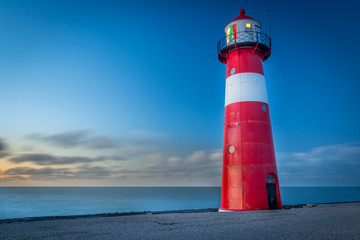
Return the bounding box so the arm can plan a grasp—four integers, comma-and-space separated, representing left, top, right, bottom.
1, 202, 359, 240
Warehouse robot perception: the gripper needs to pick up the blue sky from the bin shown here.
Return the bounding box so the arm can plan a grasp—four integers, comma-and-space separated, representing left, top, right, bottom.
0, 0, 359, 186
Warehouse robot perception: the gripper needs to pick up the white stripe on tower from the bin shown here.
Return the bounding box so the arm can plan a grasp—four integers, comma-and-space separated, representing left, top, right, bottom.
225, 72, 268, 106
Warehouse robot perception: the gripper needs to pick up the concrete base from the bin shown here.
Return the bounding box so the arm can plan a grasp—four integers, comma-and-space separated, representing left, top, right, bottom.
218, 209, 234, 212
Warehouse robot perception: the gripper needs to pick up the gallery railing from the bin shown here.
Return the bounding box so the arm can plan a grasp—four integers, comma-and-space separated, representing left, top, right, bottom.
217, 31, 271, 62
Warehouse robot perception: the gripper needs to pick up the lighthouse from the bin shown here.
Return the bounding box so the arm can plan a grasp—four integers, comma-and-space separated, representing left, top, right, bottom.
217, 9, 282, 211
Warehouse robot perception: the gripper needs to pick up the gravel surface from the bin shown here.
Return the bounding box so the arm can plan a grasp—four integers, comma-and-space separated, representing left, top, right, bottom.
1, 202, 359, 240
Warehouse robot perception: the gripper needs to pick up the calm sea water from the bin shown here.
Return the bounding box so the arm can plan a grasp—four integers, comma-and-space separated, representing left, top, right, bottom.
0, 187, 359, 220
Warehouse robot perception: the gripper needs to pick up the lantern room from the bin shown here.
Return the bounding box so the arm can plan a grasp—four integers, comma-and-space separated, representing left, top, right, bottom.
217, 8, 271, 63
224, 9, 262, 39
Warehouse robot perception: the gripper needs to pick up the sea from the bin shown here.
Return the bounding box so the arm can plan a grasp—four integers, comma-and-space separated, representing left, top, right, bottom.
1, 187, 360, 220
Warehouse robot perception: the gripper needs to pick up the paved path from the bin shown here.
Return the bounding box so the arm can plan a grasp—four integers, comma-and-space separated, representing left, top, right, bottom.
1, 202, 359, 240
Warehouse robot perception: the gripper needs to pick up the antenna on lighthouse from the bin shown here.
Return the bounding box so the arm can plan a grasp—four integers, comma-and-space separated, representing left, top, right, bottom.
268, 14, 272, 38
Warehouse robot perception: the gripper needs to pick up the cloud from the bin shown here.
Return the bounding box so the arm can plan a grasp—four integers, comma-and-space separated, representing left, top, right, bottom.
27, 129, 119, 149
124, 142, 359, 186
116, 146, 154, 157
1, 130, 223, 185
209, 150, 222, 161
277, 142, 360, 186
85, 136, 118, 149
166, 156, 181, 167
143, 149, 223, 183
2, 165, 115, 181
187, 150, 207, 163
0, 139, 5, 151
0, 138, 9, 158
0, 176, 28, 183
8, 153, 125, 165
4, 137, 360, 186
74, 165, 113, 179
100, 141, 359, 186
4, 167, 71, 176
27, 149, 221, 185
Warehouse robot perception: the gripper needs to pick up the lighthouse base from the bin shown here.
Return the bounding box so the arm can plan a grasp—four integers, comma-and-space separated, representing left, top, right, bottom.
218, 209, 234, 212
219, 207, 280, 212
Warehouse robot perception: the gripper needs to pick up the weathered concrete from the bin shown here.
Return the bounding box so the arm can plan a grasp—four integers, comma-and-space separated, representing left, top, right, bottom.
1, 202, 359, 240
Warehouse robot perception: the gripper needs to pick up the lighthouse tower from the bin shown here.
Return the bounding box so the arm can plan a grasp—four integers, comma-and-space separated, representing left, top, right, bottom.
217, 9, 282, 211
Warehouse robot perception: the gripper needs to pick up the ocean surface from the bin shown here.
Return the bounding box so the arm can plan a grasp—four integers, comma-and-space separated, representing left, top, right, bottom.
1, 187, 360, 220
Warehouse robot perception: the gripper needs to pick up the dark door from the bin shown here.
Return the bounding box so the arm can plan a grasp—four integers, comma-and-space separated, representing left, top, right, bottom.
266, 184, 277, 210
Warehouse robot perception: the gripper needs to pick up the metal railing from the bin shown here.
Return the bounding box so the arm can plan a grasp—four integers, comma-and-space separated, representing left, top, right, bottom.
217, 31, 271, 61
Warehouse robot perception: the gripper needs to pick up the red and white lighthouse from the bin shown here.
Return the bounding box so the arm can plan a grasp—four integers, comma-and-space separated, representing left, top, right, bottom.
217, 9, 282, 211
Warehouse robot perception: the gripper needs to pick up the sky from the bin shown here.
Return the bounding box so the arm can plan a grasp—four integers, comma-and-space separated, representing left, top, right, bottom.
0, 0, 359, 186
